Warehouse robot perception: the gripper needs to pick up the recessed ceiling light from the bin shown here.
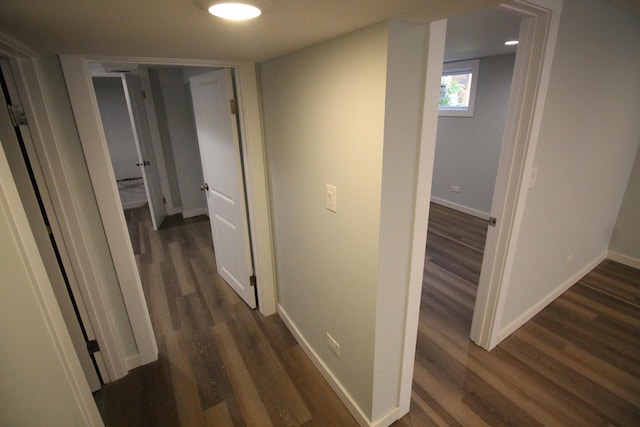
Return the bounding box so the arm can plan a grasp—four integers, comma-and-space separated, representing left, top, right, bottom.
208, 2, 261, 20
505, 40, 519, 46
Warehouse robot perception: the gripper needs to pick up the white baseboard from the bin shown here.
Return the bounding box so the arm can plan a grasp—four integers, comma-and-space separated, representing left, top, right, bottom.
166, 206, 181, 216
124, 353, 141, 371
372, 408, 400, 427
497, 251, 607, 343
121, 200, 148, 210
182, 207, 207, 218
277, 304, 376, 427
430, 197, 490, 220
607, 251, 640, 270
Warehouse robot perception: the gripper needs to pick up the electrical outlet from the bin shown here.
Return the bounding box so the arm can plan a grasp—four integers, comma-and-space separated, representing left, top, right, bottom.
326, 332, 341, 358
451, 185, 460, 193
326, 184, 337, 213
529, 166, 538, 188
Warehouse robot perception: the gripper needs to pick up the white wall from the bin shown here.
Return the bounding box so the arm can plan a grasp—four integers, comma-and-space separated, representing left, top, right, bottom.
261, 20, 432, 424
148, 68, 182, 211
93, 77, 147, 209
609, 145, 640, 264
431, 54, 515, 216
0, 142, 102, 427
500, 0, 640, 332
261, 23, 388, 420
39, 56, 138, 359
372, 21, 431, 421
155, 68, 206, 217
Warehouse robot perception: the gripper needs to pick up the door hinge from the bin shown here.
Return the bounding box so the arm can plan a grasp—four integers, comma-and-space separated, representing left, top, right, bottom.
46, 225, 53, 235
489, 216, 497, 227
142, 90, 147, 99
230, 99, 238, 115
250, 275, 257, 287
87, 339, 100, 354
162, 197, 166, 204
7, 104, 27, 127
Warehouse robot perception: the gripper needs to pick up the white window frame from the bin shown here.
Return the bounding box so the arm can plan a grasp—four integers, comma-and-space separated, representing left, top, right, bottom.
439, 59, 480, 117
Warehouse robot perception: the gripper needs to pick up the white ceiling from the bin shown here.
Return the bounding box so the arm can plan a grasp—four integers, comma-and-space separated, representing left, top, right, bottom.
0, 0, 637, 63
444, 8, 522, 62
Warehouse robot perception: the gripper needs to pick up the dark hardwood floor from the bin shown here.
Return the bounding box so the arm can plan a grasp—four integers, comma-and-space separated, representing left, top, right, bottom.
394, 203, 640, 426
100, 206, 358, 426
99, 203, 640, 426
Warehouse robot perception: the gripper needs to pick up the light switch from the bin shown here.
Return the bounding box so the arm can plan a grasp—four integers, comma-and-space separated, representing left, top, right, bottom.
326, 184, 337, 213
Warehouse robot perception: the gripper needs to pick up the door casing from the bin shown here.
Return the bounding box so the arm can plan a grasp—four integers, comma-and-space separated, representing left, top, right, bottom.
398, 0, 563, 417
60, 55, 277, 381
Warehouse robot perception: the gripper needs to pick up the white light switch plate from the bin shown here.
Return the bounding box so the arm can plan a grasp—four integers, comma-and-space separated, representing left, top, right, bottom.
326, 184, 337, 213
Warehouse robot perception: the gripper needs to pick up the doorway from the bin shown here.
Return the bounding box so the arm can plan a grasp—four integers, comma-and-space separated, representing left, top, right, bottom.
0, 58, 104, 391
59, 55, 276, 380
426, 7, 521, 341
89, 62, 258, 328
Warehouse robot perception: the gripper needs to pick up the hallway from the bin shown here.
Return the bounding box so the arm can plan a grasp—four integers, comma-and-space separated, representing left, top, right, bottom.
99, 204, 640, 426
99, 207, 358, 426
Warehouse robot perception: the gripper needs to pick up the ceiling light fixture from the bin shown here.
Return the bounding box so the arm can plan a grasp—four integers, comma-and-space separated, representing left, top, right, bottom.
504, 40, 519, 46
209, 2, 261, 20
194, 0, 262, 20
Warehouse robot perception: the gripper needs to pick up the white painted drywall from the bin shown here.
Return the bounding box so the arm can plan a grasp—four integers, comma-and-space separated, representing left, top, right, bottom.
372, 20, 430, 422
39, 56, 138, 359
261, 23, 388, 419
156, 68, 206, 217
0, 142, 102, 427
148, 69, 182, 212
609, 146, 640, 262
500, 0, 640, 331
431, 54, 515, 216
93, 77, 148, 209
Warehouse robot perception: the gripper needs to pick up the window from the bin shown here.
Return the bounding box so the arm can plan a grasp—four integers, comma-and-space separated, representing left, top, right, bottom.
439, 59, 479, 117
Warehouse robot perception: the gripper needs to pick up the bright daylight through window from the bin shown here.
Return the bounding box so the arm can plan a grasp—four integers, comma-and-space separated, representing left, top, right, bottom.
439, 59, 479, 117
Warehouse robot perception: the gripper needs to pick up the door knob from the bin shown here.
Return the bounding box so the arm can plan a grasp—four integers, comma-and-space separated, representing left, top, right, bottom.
136, 160, 150, 167
200, 183, 209, 191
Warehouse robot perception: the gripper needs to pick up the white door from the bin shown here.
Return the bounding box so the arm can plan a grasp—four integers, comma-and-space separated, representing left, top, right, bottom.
190, 69, 256, 308
0, 60, 103, 391
122, 74, 167, 230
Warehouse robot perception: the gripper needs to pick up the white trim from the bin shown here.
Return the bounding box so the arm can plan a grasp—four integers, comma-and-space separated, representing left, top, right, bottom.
13, 57, 126, 381
181, 207, 208, 218
397, 19, 447, 418
470, 0, 563, 350
372, 408, 400, 427
430, 196, 491, 220
0, 143, 103, 426
0, 30, 37, 58
278, 304, 373, 427
121, 200, 148, 210
137, 68, 177, 214
497, 251, 606, 341
60, 55, 159, 373
487, 0, 563, 350
166, 206, 182, 216
607, 251, 640, 270
124, 353, 142, 371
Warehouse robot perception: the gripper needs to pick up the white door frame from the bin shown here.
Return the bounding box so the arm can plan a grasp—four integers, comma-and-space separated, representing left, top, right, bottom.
398, 0, 562, 416
60, 55, 277, 377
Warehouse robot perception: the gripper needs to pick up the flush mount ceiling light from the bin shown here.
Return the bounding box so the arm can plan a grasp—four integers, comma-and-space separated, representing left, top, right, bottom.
504, 40, 520, 46
194, 0, 266, 20
209, 3, 261, 20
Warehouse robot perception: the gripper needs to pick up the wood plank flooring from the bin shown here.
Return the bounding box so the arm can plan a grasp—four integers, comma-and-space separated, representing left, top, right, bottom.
394, 203, 640, 426
99, 207, 357, 426
98, 203, 640, 426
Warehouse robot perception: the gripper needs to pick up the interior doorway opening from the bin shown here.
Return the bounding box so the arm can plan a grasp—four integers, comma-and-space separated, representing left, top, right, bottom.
425, 6, 521, 342
87, 60, 259, 346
